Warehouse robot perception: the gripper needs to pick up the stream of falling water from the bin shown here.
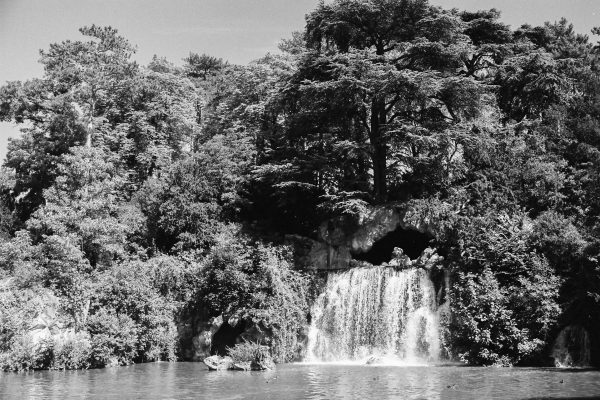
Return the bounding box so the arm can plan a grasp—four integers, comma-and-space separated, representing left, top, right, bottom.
306, 266, 441, 364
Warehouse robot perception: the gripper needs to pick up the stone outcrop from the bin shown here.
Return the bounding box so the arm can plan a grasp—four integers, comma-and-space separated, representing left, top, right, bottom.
288, 204, 440, 271
190, 316, 224, 361
203, 355, 234, 370
383, 247, 443, 271
19, 287, 76, 355
345, 207, 402, 253
203, 355, 274, 371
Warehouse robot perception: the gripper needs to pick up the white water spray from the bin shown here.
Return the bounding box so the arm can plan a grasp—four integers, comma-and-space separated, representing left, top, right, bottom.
306, 266, 441, 364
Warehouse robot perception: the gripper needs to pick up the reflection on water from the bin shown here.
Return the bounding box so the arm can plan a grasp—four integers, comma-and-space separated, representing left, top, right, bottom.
1, 362, 600, 400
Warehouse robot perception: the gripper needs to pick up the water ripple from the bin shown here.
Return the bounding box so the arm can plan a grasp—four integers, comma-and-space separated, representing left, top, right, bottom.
1, 363, 600, 400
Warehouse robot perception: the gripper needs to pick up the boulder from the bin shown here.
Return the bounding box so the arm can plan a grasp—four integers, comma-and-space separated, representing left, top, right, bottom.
251, 358, 275, 371
203, 355, 234, 371
413, 248, 444, 271
203, 356, 274, 371
388, 247, 412, 269
232, 361, 251, 371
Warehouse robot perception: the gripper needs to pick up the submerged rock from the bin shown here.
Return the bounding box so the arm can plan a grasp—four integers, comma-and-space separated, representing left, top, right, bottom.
232, 361, 251, 371
252, 358, 275, 371
203, 355, 234, 371
203, 355, 274, 371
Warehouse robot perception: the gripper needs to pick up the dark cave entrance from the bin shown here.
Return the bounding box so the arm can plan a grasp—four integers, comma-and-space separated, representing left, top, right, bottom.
210, 320, 247, 356
352, 226, 432, 264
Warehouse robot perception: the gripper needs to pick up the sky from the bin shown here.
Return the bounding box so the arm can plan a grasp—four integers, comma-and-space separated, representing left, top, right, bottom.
0, 0, 599, 162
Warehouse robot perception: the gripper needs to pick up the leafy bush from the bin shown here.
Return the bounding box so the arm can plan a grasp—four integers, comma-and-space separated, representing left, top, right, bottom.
0, 334, 53, 372
450, 269, 523, 365
51, 331, 92, 370
448, 212, 562, 365
227, 341, 270, 364
86, 309, 138, 367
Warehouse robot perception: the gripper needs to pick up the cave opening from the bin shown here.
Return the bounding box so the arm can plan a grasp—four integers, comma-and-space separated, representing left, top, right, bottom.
352, 226, 432, 265
210, 320, 247, 356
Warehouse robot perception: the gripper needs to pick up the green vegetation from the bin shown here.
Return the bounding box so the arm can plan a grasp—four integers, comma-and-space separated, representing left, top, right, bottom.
227, 342, 271, 365
0, 0, 600, 369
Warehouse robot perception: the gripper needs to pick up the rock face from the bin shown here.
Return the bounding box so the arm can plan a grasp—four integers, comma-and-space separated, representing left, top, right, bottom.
288, 204, 439, 271
552, 325, 591, 367
20, 288, 74, 354
190, 316, 224, 361
346, 207, 402, 253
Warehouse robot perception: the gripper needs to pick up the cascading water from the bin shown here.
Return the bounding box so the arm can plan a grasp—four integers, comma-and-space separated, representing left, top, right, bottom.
552, 325, 591, 367
306, 266, 441, 364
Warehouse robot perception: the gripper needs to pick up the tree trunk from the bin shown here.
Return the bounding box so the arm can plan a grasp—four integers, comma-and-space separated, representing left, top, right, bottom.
370, 96, 387, 202
86, 96, 96, 148
372, 143, 387, 202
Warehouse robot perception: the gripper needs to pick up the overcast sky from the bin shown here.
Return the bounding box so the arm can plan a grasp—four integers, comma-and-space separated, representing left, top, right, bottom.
1, 0, 598, 161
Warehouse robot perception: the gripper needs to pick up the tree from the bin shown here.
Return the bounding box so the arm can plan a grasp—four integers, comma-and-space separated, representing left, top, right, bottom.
184, 53, 227, 80
40, 25, 137, 148
0, 26, 200, 219
138, 132, 254, 253
2, 147, 143, 318
0, 26, 136, 219
281, 0, 493, 203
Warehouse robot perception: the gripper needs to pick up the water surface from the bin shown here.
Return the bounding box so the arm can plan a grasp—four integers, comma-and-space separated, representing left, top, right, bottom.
1, 362, 600, 399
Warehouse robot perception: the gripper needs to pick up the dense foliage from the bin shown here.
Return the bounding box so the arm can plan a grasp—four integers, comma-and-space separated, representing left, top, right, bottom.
0, 0, 599, 369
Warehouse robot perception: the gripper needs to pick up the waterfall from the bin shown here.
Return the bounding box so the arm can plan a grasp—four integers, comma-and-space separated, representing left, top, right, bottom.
306, 266, 441, 364
552, 325, 591, 367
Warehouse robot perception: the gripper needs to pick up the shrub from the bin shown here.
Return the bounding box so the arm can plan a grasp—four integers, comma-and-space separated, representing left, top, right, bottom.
251, 244, 310, 363
137, 311, 178, 362
199, 234, 310, 362
448, 211, 562, 365
51, 331, 92, 370
227, 341, 270, 364
87, 309, 138, 367
450, 269, 523, 365
0, 334, 53, 372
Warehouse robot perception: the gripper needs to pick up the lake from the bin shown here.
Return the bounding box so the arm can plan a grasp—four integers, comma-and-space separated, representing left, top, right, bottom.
1, 362, 600, 399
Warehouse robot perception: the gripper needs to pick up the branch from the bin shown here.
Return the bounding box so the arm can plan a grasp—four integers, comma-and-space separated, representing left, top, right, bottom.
385, 94, 401, 113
